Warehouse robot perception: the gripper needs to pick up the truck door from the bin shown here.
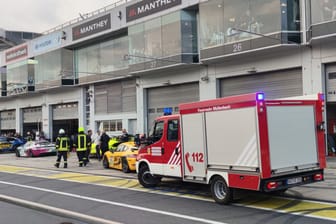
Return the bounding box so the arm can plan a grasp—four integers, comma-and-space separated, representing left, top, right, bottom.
147, 120, 165, 175
163, 118, 181, 177
181, 113, 207, 181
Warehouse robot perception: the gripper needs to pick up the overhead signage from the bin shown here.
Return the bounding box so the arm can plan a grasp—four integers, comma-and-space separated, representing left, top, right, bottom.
32, 32, 62, 54
126, 0, 182, 22
72, 14, 111, 41
5, 45, 28, 63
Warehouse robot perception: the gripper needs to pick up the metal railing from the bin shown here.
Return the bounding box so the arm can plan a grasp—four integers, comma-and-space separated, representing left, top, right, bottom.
42, 0, 132, 35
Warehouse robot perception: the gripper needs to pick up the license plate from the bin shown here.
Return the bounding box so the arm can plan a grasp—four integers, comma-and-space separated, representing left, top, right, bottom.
287, 177, 302, 185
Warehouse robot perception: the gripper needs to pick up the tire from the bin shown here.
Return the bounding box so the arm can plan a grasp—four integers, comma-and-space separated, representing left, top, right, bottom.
210, 176, 232, 205
138, 164, 161, 188
15, 149, 20, 157
12, 145, 18, 152
102, 156, 109, 169
122, 158, 130, 173
28, 150, 33, 157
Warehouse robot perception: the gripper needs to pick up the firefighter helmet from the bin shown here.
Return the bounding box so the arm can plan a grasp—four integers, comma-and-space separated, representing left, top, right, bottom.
78, 127, 85, 133
59, 129, 65, 134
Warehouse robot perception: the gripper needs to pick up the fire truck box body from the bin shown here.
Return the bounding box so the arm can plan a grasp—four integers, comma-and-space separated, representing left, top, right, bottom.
136, 93, 326, 204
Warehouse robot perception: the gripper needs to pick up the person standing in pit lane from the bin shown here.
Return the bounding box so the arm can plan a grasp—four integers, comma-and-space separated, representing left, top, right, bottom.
54, 129, 70, 168
73, 127, 90, 167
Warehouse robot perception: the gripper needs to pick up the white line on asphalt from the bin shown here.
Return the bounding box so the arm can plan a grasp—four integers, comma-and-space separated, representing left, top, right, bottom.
0, 194, 121, 224
0, 180, 228, 224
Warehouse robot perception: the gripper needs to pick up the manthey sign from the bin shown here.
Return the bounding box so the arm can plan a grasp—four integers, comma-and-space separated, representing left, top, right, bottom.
5, 44, 28, 63
126, 0, 182, 22
72, 14, 111, 41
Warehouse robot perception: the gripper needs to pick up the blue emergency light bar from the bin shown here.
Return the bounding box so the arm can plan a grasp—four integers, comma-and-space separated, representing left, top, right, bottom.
319, 93, 324, 101
163, 107, 172, 115
256, 92, 265, 101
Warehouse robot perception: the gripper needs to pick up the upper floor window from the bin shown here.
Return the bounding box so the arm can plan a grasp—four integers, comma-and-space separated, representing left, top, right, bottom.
311, 0, 336, 24
128, 10, 196, 66
75, 36, 128, 78
200, 0, 284, 49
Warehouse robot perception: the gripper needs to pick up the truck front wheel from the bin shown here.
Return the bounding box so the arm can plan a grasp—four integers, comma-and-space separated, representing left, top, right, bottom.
210, 176, 232, 205
138, 165, 161, 188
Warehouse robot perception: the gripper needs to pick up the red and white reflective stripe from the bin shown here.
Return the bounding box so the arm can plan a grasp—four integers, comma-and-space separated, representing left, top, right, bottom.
167, 142, 181, 165
151, 147, 162, 156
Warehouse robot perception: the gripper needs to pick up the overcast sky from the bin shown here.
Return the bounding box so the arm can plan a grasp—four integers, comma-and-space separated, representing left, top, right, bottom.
0, 0, 120, 33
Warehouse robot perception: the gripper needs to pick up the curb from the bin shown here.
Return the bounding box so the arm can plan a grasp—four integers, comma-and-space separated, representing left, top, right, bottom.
0, 194, 121, 224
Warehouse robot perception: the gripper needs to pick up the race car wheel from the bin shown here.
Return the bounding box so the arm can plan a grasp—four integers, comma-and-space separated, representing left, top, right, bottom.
27, 150, 34, 157
138, 164, 161, 188
102, 156, 109, 169
210, 176, 232, 205
122, 158, 130, 173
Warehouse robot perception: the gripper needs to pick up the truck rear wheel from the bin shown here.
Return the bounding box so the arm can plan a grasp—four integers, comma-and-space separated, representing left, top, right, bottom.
138, 165, 161, 188
210, 176, 232, 205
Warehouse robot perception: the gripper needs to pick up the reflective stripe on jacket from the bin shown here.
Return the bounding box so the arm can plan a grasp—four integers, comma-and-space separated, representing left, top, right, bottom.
56, 136, 69, 151
75, 134, 87, 151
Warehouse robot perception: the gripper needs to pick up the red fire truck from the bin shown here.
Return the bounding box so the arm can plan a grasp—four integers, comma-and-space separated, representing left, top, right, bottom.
136, 92, 326, 204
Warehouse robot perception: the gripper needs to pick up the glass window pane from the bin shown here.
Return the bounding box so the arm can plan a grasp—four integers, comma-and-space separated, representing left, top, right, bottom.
35, 50, 61, 84
128, 24, 145, 64
162, 11, 181, 57
7, 62, 28, 95
144, 18, 162, 59
103, 121, 109, 131
100, 36, 128, 73
76, 44, 100, 78
199, 0, 224, 48
250, 0, 281, 34
117, 120, 122, 131
280, 0, 301, 31
311, 0, 336, 24
62, 49, 74, 78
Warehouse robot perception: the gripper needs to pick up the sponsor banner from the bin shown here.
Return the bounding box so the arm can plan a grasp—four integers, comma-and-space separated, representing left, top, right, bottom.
32, 32, 62, 54
5, 45, 28, 63
72, 14, 111, 41
126, 0, 182, 22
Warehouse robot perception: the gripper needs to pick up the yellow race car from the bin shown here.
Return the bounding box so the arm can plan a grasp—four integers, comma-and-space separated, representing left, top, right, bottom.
102, 141, 138, 173
90, 136, 121, 157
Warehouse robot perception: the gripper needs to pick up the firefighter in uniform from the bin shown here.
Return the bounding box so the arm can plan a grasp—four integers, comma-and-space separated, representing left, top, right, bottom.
73, 127, 90, 167
54, 129, 70, 168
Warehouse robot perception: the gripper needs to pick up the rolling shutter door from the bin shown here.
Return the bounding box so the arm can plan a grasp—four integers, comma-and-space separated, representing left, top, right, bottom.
23, 107, 42, 123
0, 110, 16, 130
95, 79, 136, 114
147, 83, 199, 127
220, 68, 303, 99
52, 103, 78, 120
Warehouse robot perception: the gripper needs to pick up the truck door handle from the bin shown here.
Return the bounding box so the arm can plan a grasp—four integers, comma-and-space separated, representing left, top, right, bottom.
161, 148, 164, 154
175, 147, 179, 155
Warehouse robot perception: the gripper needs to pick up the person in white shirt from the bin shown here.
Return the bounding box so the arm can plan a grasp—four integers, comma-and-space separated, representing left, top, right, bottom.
92, 130, 102, 161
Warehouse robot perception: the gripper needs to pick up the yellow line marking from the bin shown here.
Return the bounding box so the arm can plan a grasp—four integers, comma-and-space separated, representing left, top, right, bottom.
237, 196, 336, 221
0, 165, 32, 173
